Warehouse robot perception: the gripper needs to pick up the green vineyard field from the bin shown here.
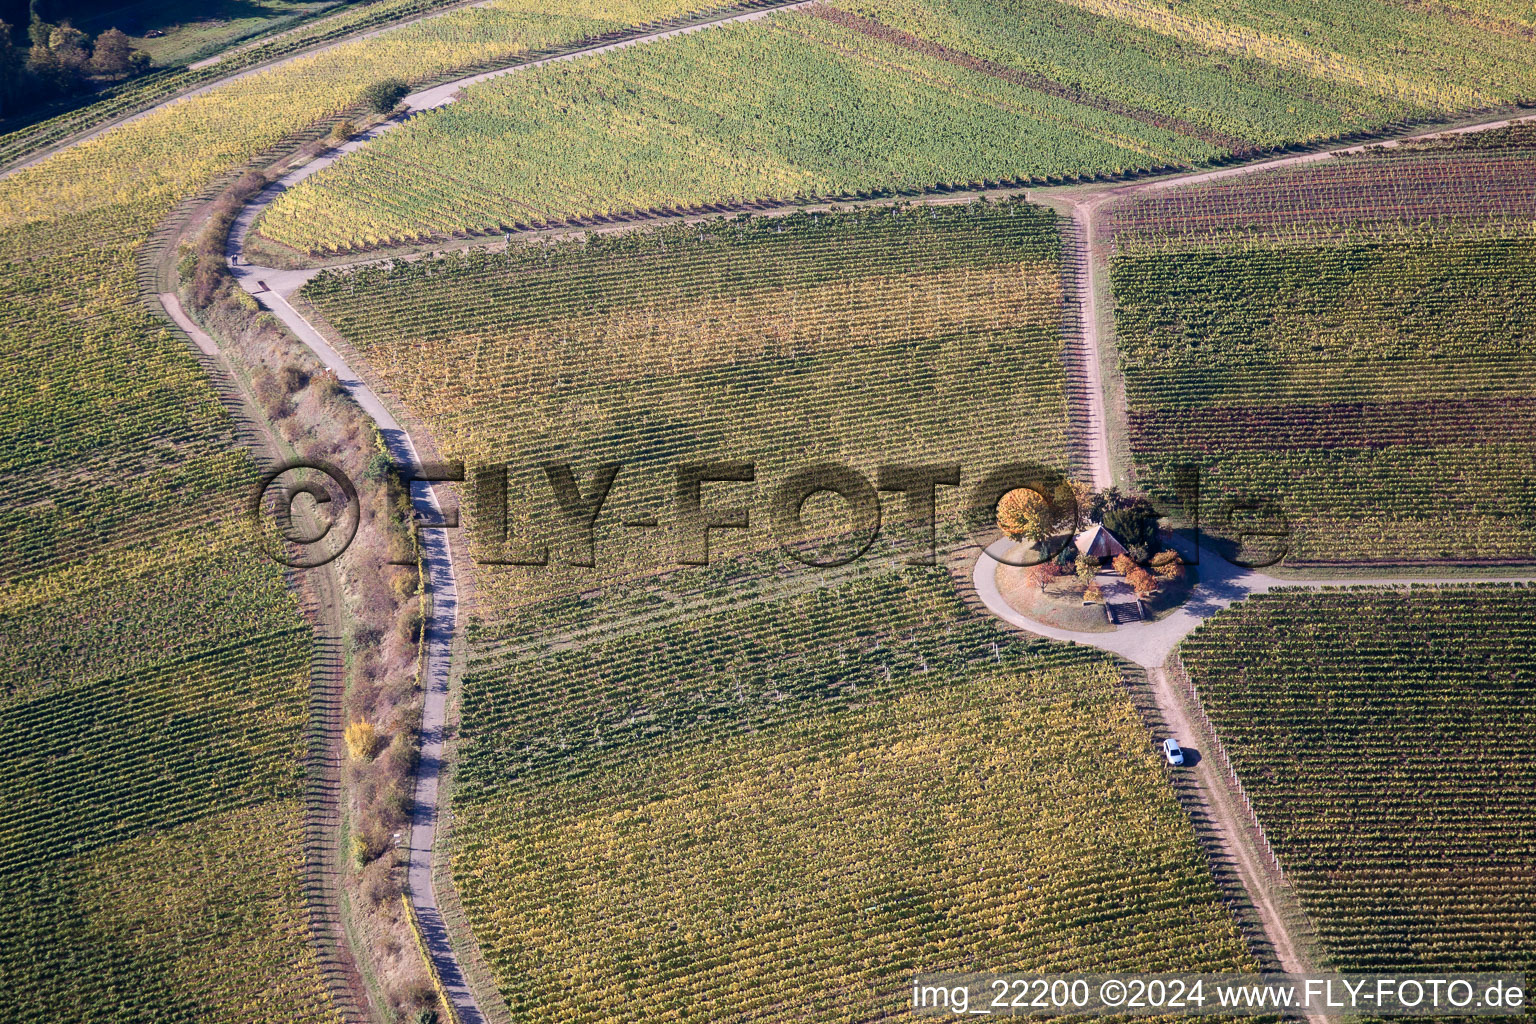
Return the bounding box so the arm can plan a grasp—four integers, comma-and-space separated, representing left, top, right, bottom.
453, 572, 1257, 1020
301, 198, 1074, 615
1105, 131, 1536, 565
1178, 586, 1536, 972
255, 0, 1536, 254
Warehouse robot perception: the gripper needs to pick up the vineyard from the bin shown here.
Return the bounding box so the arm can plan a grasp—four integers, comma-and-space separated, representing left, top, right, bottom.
255, 10, 1219, 252
1178, 586, 1536, 972
452, 572, 1258, 1019
6, 0, 1535, 1012
253, 0, 1536, 253
1103, 131, 1536, 564
301, 198, 1073, 615
0, 627, 340, 1021
0, 0, 726, 169
0, 0, 725, 1017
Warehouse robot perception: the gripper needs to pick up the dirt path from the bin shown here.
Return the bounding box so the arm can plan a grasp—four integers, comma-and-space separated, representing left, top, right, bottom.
1067, 201, 1113, 490
228, 260, 477, 1022
1146, 664, 1319, 990
159, 292, 217, 355
156, 289, 373, 1022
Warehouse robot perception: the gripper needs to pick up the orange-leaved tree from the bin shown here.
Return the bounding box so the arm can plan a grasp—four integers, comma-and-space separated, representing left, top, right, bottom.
1025, 561, 1062, 592
998, 487, 1054, 542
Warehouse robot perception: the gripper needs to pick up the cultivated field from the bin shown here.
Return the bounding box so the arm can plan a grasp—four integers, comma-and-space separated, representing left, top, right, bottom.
7, 0, 1535, 1017
253, 0, 1536, 254
1178, 586, 1536, 971
454, 573, 1257, 1019
0, 0, 728, 1017
294, 193, 1271, 1018
301, 199, 1073, 615
1104, 127, 1536, 565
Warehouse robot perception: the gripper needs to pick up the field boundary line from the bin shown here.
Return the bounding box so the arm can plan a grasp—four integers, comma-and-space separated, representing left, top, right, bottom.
143, 268, 374, 1021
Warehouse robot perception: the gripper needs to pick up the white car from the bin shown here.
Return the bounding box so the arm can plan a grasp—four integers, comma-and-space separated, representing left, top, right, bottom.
1162, 738, 1185, 766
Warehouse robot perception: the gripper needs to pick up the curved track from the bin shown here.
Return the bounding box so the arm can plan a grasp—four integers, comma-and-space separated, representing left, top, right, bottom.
219, 5, 812, 1020
973, 536, 1536, 670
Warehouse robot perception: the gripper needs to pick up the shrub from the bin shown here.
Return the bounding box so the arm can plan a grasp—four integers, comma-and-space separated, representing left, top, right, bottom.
377, 781, 412, 828
316, 368, 346, 400
362, 857, 402, 907
1055, 542, 1078, 569
391, 570, 420, 602
363, 451, 394, 482
330, 119, 356, 142
280, 364, 309, 393
351, 831, 382, 868
397, 605, 424, 644
345, 720, 381, 761
1127, 567, 1159, 598
1112, 554, 1138, 576
361, 77, 409, 114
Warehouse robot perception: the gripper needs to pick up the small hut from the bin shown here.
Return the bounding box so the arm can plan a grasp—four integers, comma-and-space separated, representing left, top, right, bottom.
1074, 523, 1127, 560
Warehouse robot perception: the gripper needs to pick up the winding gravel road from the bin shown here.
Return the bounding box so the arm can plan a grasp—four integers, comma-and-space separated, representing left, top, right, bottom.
219, 4, 813, 1020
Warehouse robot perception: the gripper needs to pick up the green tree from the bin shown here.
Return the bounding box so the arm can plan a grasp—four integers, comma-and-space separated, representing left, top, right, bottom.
89, 26, 131, 75
361, 76, 409, 114
0, 21, 28, 117
1104, 500, 1160, 552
